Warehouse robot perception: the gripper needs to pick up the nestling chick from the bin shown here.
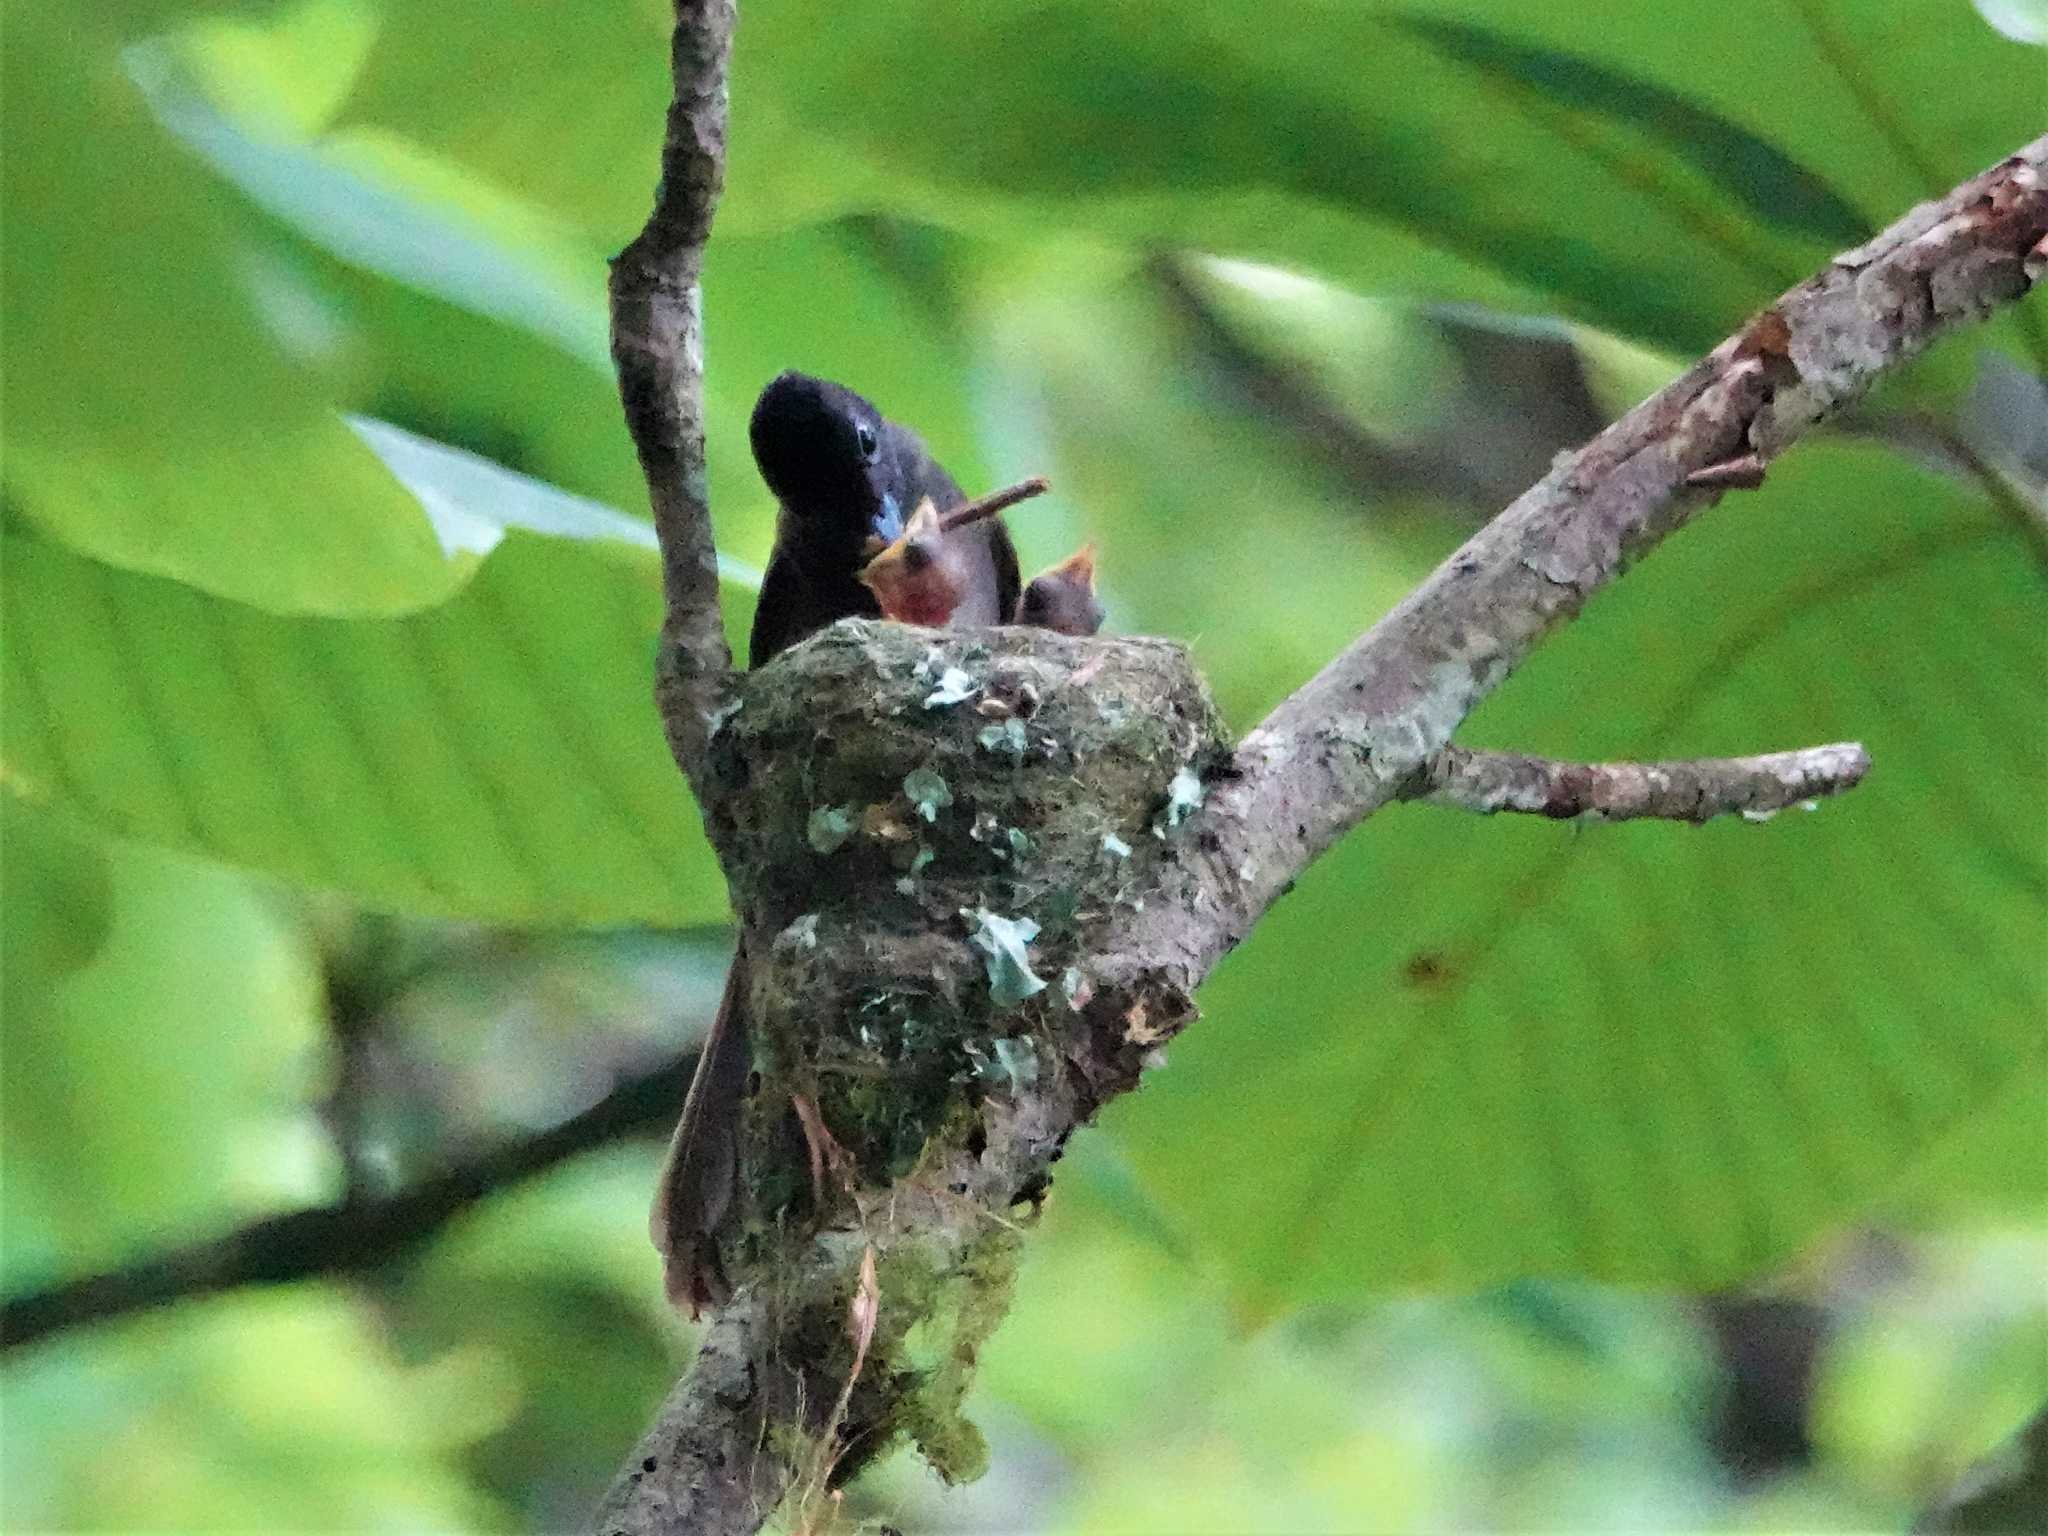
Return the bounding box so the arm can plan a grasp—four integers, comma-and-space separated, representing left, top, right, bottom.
858, 476, 1053, 630
858, 497, 971, 627
1016, 544, 1105, 636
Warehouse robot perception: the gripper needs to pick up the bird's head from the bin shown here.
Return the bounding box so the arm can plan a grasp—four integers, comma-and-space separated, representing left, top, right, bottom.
749, 371, 909, 564
1017, 544, 1105, 636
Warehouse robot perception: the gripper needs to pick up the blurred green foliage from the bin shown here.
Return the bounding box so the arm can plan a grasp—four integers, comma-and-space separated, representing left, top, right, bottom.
3, 0, 2043, 1529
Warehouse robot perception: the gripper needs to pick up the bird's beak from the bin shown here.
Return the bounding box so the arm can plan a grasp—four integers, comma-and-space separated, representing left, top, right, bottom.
868, 491, 904, 547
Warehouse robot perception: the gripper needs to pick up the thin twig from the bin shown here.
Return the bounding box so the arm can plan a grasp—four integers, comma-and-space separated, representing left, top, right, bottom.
1410, 742, 1871, 822
0, 1055, 690, 1353
936, 476, 1050, 533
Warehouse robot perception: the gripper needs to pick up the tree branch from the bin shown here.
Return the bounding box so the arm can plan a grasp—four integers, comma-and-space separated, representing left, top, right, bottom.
0, 1055, 690, 1354
595, 30, 2046, 1515
590, 1293, 790, 1536
1913, 1400, 2048, 1534
1410, 741, 1871, 823
1129, 137, 2048, 993
610, 0, 740, 796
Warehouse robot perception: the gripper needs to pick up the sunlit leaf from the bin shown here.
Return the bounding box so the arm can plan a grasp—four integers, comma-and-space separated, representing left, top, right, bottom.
1975, 0, 2048, 45
343, 0, 2040, 352
0, 829, 328, 1288
0, 11, 468, 617
343, 415, 760, 590
0, 517, 740, 927
140, 60, 609, 369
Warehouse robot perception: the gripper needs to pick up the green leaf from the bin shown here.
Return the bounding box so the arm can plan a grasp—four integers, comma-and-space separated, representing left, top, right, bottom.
1112, 442, 2047, 1306
1, 827, 327, 1287
1388, 15, 1867, 245
0, 12, 473, 617
1, 1288, 510, 1530
0, 516, 738, 927
386, 1152, 680, 1517
343, 1, 2041, 352
338, 0, 674, 251
342, 415, 759, 591
0, 800, 114, 1008
173, 0, 381, 136
70, 0, 282, 45
143, 65, 610, 371
700, 221, 996, 527
1883, 1067, 2048, 1223
746, 0, 2043, 349
267, 204, 986, 623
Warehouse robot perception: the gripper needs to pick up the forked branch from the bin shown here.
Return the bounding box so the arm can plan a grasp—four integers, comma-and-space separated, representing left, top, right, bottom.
600, 1, 2048, 1520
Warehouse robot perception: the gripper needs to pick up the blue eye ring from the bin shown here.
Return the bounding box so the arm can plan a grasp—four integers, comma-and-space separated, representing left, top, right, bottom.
856, 423, 879, 460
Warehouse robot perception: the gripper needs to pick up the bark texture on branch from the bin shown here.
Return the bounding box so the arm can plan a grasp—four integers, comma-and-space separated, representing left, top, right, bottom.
611, 0, 740, 797
1412, 742, 1872, 823
595, 1, 2047, 1512
591, 1294, 787, 1536
1123, 136, 2048, 1000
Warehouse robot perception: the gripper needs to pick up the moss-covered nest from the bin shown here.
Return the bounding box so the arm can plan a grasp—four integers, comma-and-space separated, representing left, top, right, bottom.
700, 618, 1229, 1198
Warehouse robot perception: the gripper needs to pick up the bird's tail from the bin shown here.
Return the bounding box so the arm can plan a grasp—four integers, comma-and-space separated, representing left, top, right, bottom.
649, 953, 751, 1316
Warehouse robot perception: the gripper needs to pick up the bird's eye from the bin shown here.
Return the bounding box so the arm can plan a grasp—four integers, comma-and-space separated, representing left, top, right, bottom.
902, 542, 933, 572
856, 423, 879, 461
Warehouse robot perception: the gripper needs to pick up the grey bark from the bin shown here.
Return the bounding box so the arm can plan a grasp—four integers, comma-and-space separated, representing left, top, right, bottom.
1412, 742, 1871, 823
610, 0, 739, 796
